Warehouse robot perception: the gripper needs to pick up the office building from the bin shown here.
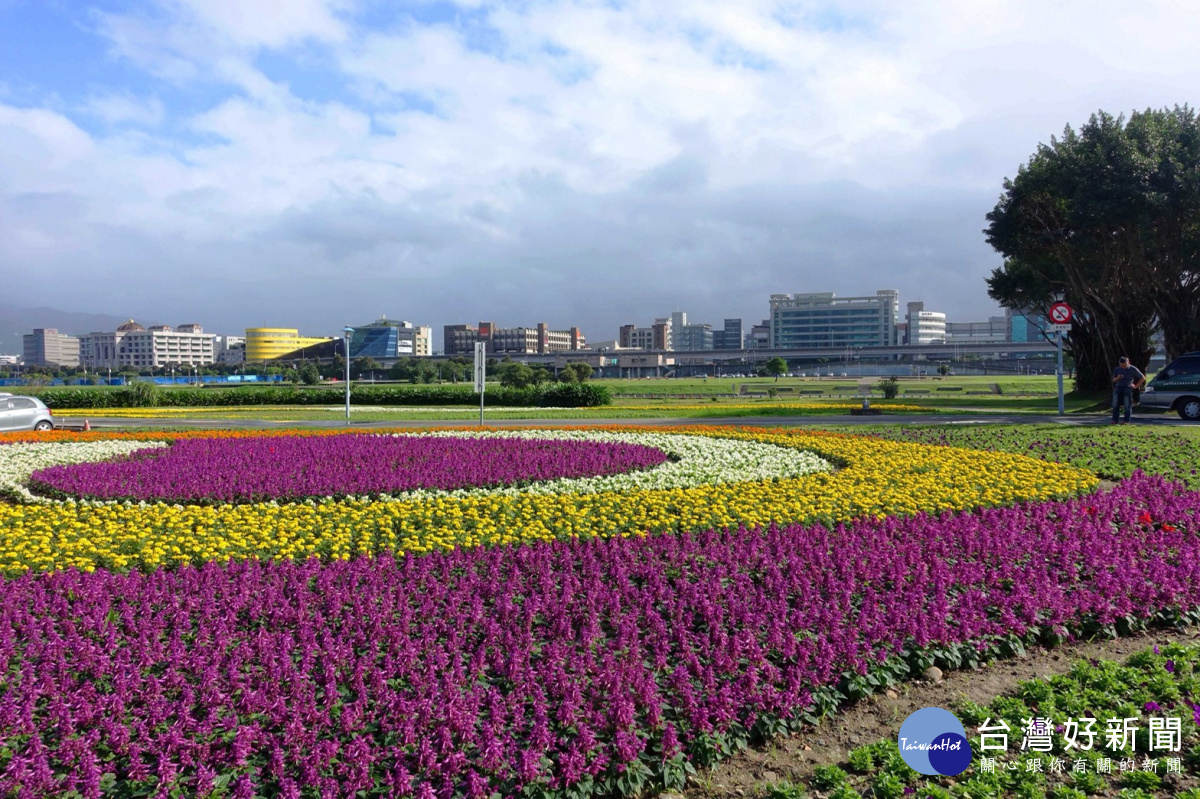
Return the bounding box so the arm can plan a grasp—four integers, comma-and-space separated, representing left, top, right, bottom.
770, 290, 900, 349
1007, 309, 1047, 343
216, 336, 246, 365
80, 321, 217, 369
905, 302, 947, 345
22, 328, 80, 367
397, 323, 432, 357
669, 312, 687, 349
81, 321, 219, 367
746, 320, 771, 349
349, 319, 432, 359
619, 320, 670, 350
444, 322, 585, 356
945, 316, 1007, 344
444, 325, 480, 357
244, 328, 333, 362
712, 319, 743, 350
676, 323, 714, 352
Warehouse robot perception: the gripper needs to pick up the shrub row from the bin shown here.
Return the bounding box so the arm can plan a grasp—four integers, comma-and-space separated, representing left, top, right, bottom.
28, 382, 612, 409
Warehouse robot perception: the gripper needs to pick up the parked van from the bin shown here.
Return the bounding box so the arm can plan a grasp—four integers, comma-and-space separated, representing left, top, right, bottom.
1140, 352, 1200, 421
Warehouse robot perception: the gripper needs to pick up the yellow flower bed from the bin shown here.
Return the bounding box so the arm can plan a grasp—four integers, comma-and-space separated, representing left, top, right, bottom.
0, 426, 1096, 575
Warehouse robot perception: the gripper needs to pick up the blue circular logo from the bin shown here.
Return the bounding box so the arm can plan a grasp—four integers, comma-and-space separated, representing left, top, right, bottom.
897, 707, 973, 776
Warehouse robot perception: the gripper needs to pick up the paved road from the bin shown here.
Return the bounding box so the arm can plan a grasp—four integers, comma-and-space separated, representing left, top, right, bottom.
56, 412, 1196, 430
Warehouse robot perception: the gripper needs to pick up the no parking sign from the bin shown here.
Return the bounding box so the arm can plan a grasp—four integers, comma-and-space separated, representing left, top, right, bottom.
1048, 302, 1073, 333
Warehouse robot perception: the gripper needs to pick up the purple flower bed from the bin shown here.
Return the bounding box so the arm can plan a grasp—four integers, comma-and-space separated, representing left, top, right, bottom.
26, 435, 671, 503
2, 473, 1199, 798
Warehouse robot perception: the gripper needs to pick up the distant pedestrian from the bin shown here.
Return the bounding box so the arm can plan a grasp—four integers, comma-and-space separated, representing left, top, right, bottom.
1111, 356, 1145, 424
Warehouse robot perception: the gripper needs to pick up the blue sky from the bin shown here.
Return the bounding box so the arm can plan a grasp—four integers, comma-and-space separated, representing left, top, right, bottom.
2, 0, 1199, 347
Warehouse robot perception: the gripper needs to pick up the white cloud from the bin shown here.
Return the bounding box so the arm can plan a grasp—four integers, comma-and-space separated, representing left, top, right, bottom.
81, 92, 166, 126
5, 0, 1200, 340
164, 0, 349, 49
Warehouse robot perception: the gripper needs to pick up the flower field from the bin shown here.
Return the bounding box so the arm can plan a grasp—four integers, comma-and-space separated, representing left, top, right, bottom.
1, 467, 1197, 798
0, 427, 1092, 575
9, 424, 1199, 798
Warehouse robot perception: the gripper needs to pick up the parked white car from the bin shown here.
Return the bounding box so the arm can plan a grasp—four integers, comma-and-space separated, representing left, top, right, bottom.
0, 393, 55, 432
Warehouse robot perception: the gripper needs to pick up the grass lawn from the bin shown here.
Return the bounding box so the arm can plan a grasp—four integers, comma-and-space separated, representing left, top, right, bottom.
53, 399, 940, 422
594, 374, 1066, 397
850, 422, 1200, 488
50, 384, 1122, 421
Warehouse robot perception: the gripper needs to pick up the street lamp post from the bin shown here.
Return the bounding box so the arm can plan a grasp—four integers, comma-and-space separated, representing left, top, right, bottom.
343, 327, 354, 425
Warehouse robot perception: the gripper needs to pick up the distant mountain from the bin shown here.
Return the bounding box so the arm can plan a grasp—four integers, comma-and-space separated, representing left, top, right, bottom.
0, 304, 161, 355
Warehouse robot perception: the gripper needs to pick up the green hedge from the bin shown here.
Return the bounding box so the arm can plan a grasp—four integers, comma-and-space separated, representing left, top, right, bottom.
27, 383, 612, 410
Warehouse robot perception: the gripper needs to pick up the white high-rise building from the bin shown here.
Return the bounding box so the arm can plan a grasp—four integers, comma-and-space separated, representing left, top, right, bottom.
669, 311, 687, 349
905, 302, 947, 345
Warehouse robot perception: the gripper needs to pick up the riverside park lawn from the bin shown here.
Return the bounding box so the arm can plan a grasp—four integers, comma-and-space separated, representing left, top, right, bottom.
2, 421, 1200, 798
47, 375, 1116, 421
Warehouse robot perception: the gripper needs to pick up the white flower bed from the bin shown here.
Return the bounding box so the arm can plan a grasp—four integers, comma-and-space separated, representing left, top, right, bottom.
0, 441, 169, 503
393, 430, 831, 497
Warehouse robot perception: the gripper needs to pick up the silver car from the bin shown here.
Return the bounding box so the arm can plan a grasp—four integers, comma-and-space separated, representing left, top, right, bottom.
1139, 352, 1200, 421
0, 393, 55, 432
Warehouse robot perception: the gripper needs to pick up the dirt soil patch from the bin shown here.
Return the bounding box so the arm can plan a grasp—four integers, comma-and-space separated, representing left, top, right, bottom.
684, 627, 1200, 798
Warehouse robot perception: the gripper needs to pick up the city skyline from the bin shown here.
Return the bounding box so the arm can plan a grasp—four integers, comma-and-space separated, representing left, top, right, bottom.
3, 2, 1198, 343
8, 286, 1010, 357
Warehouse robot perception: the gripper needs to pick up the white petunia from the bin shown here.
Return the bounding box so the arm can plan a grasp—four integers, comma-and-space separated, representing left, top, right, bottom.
391, 430, 831, 498
0, 441, 169, 503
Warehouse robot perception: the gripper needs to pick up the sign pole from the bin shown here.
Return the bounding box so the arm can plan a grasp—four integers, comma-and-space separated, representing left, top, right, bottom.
474, 342, 486, 426
343, 327, 354, 426
1047, 300, 1072, 418
1057, 330, 1064, 416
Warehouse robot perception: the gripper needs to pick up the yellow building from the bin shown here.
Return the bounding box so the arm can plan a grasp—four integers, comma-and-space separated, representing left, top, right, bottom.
244, 328, 333, 362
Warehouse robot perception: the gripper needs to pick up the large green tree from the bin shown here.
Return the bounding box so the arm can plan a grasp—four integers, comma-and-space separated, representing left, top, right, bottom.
985, 106, 1200, 391
765, 357, 788, 381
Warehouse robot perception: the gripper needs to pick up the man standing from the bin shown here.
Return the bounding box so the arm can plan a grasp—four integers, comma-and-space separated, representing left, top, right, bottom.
1112, 356, 1145, 424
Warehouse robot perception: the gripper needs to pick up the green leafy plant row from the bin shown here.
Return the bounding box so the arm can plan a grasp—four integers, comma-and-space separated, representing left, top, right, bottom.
25, 382, 613, 409
765, 640, 1200, 798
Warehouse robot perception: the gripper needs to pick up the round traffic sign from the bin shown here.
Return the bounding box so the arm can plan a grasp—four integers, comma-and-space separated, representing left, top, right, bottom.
1049, 302, 1073, 324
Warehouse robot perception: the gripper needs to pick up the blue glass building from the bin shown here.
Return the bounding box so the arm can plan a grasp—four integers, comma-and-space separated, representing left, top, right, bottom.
349, 325, 400, 358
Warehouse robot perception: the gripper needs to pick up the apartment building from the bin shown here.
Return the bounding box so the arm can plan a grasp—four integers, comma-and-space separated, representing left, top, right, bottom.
443, 322, 585, 356
618, 319, 670, 350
